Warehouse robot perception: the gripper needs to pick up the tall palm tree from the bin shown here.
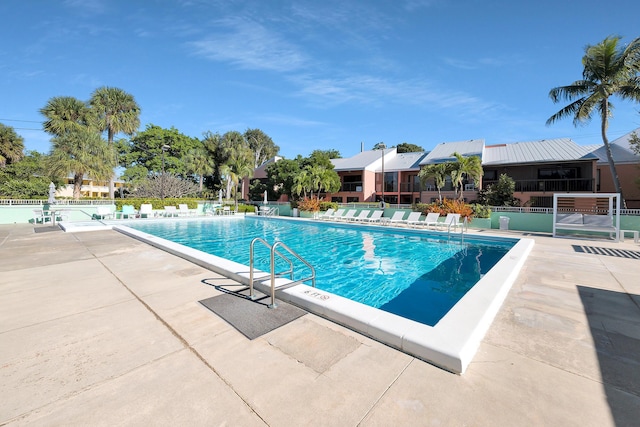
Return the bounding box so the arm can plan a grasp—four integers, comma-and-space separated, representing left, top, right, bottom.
293, 170, 311, 199
224, 145, 254, 208
185, 145, 215, 193
418, 163, 449, 202
89, 87, 141, 198
47, 127, 114, 199
40, 96, 89, 136
451, 152, 483, 201
547, 36, 640, 206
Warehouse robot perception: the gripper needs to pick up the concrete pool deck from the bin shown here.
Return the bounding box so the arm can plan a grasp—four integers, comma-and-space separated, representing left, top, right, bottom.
1, 223, 639, 425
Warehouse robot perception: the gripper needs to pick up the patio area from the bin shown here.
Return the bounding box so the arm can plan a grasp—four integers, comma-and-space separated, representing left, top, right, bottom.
1, 223, 639, 426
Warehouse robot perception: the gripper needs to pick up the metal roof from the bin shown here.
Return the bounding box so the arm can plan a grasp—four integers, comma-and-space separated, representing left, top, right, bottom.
589, 128, 640, 164
331, 148, 395, 171
482, 138, 596, 165
381, 152, 428, 171
419, 139, 484, 165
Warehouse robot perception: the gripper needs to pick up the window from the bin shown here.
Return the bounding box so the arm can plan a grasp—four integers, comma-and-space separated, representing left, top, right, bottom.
346, 197, 359, 203
538, 167, 578, 179
483, 170, 497, 181
331, 197, 343, 203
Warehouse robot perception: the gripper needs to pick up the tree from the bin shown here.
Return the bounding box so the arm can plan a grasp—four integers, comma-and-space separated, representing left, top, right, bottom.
123, 124, 200, 180
310, 149, 341, 159
47, 127, 114, 199
396, 142, 424, 153
225, 144, 254, 208
266, 157, 302, 199
293, 169, 311, 198
244, 128, 279, 168
0, 151, 53, 198
630, 131, 640, 156
450, 152, 483, 201
0, 123, 24, 167
129, 174, 199, 198
547, 36, 640, 207
89, 87, 141, 198
40, 96, 89, 136
479, 174, 518, 206
184, 144, 215, 193
418, 163, 449, 202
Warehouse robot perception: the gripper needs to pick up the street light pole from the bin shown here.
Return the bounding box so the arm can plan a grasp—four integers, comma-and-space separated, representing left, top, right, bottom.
161, 144, 170, 199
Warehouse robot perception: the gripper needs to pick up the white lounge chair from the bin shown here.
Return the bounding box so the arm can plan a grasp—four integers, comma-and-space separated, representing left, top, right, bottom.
93, 206, 113, 220
178, 204, 194, 216
338, 209, 357, 221
386, 211, 406, 225
350, 210, 371, 222
362, 210, 384, 223
439, 213, 461, 231
318, 208, 335, 220
404, 212, 422, 226
325, 208, 345, 220
139, 203, 154, 218
163, 206, 179, 217
422, 212, 441, 228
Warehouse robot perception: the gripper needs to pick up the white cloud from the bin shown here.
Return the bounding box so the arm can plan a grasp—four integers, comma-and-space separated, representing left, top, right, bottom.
189, 18, 307, 72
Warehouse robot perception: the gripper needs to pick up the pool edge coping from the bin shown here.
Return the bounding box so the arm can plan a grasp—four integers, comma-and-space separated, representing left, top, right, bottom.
110, 218, 534, 374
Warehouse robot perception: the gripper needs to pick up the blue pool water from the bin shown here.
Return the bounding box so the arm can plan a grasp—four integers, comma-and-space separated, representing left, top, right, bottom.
129, 217, 515, 326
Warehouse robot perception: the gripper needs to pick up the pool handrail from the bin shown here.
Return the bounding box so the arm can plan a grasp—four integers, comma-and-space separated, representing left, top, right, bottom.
249, 237, 316, 308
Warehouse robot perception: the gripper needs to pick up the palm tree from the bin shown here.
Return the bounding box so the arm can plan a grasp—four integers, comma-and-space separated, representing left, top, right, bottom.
418, 163, 449, 202
293, 170, 311, 199
185, 146, 215, 193
451, 152, 483, 201
0, 123, 25, 167
547, 36, 640, 206
317, 167, 341, 197
47, 127, 114, 199
89, 87, 141, 198
40, 96, 89, 136
224, 145, 254, 209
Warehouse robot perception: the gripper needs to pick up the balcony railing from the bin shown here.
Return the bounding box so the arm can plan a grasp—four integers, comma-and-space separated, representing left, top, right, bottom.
340, 182, 363, 192
483, 178, 594, 193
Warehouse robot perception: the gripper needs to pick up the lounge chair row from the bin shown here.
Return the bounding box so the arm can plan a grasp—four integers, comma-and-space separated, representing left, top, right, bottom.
319, 209, 462, 231
93, 204, 198, 220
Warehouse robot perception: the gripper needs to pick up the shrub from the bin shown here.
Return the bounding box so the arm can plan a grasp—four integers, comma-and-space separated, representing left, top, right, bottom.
319, 201, 338, 211
296, 197, 322, 212
416, 198, 474, 219
471, 203, 491, 218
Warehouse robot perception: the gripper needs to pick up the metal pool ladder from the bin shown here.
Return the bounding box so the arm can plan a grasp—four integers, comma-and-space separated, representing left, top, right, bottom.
249, 237, 316, 308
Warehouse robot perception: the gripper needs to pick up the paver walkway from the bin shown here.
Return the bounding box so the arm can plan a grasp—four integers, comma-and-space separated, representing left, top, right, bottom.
1, 224, 639, 426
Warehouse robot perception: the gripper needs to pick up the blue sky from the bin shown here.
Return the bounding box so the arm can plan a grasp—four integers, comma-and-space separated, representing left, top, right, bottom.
1, 0, 639, 160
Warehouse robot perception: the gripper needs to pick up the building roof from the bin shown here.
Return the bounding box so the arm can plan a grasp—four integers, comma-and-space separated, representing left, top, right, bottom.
419, 139, 484, 165
380, 151, 428, 171
253, 156, 282, 179
589, 128, 640, 164
482, 138, 596, 165
331, 148, 396, 171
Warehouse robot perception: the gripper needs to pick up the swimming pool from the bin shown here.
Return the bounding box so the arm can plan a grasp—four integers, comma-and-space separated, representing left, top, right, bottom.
113, 216, 534, 373
127, 216, 513, 326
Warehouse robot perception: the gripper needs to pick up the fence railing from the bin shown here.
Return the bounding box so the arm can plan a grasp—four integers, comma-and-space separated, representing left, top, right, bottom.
0, 199, 114, 206
492, 206, 640, 216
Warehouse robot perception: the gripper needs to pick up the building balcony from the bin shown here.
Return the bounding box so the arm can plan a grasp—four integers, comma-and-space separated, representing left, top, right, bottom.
340, 182, 363, 192
483, 178, 594, 193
